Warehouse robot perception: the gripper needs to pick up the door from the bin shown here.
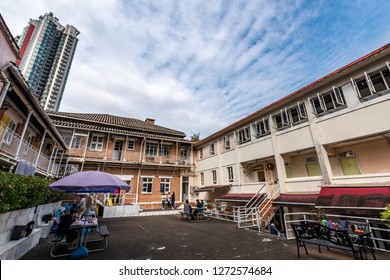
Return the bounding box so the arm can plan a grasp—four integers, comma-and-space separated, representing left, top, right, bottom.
340, 158, 361, 175
111, 140, 123, 161
181, 176, 189, 202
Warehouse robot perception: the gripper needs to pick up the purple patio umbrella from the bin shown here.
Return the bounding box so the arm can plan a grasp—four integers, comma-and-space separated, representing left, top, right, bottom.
48, 171, 129, 259
48, 171, 130, 193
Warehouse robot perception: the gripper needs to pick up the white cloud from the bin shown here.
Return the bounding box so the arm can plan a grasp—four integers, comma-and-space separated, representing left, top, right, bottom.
1, 0, 390, 138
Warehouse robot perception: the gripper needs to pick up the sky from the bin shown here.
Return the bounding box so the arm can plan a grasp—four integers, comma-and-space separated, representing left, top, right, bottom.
1, 0, 390, 139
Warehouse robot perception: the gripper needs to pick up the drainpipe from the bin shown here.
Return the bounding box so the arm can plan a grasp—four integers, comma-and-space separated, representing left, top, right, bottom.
80, 131, 90, 172
47, 143, 56, 174
0, 72, 10, 108
135, 137, 146, 206
56, 150, 64, 177
50, 145, 59, 175
104, 133, 110, 160
15, 110, 33, 159
34, 130, 47, 166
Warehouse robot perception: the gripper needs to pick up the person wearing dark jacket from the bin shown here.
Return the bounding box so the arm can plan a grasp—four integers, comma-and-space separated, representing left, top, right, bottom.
56, 209, 78, 249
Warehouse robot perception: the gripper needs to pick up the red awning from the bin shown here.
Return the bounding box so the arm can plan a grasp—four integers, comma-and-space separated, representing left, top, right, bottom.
272, 194, 318, 206
315, 186, 390, 209
194, 185, 230, 192
215, 193, 262, 202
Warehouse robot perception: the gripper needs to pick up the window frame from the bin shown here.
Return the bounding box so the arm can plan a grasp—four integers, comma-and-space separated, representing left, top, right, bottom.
235, 126, 251, 144
127, 139, 135, 150
273, 102, 307, 130
3, 120, 16, 145
159, 144, 171, 157
227, 166, 234, 182
209, 143, 215, 155
212, 170, 217, 184
351, 63, 390, 101
224, 135, 231, 150
308, 86, 346, 116
253, 118, 270, 138
145, 143, 158, 157
141, 177, 153, 193
160, 177, 171, 193
200, 172, 204, 185
90, 135, 104, 151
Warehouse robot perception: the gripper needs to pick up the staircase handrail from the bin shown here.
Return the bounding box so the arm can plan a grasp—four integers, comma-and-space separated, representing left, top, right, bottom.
245, 183, 267, 209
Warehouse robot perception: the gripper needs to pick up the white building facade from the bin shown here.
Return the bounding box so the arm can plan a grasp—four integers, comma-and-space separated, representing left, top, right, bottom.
194, 43, 390, 222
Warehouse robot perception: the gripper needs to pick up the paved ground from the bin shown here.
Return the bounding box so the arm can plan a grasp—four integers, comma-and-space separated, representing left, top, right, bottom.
22, 214, 389, 260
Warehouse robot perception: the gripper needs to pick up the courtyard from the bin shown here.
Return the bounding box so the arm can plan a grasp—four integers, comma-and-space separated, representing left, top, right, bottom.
21, 214, 388, 260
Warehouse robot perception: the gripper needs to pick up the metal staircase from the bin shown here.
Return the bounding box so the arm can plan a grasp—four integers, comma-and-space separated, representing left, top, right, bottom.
234, 183, 280, 233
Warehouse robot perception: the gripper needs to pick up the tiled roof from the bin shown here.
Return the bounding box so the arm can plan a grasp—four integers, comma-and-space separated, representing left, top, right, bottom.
48, 111, 188, 141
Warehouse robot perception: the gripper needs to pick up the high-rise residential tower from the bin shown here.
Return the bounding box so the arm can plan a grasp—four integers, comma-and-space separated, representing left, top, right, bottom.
16, 12, 79, 111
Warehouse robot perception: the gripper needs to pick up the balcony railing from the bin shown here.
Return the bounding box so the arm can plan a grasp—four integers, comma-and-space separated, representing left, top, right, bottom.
0, 122, 59, 176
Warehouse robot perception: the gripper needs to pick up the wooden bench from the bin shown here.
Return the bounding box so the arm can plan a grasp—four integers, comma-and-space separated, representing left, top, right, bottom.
291, 222, 376, 260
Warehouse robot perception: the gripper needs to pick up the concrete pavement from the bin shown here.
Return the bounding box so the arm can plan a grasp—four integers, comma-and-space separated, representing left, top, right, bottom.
21, 214, 389, 260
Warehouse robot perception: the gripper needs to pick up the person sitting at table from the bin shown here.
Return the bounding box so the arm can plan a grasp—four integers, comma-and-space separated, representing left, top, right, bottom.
193, 199, 203, 217
56, 209, 78, 250
183, 199, 195, 219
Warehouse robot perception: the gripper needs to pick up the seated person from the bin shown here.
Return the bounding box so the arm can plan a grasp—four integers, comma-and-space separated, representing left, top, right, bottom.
56, 209, 78, 249
65, 203, 77, 214
183, 199, 195, 219
193, 199, 204, 216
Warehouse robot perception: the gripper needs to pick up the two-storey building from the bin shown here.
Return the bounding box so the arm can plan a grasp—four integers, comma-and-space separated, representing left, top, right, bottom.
194, 42, 390, 226
48, 111, 195, 212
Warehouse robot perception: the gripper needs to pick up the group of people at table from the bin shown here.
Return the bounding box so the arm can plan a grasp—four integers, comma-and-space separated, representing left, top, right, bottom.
55, 196, 95, 250
183, 199, 205, 219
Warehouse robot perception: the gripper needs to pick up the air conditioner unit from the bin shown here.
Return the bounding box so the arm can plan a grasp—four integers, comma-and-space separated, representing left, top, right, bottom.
337, 151, 355, 158
345, 151, 356, 158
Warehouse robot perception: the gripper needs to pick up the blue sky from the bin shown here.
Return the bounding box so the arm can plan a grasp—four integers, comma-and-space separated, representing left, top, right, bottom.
1, 0, 390, 139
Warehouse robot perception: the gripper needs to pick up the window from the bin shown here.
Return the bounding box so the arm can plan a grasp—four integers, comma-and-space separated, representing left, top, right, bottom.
253, 118, 270, 138
227, 166, 234, 182
90, 135, 104, 151
200, 172, 204, 185
224, 135, 231, 149
71, 134, 84, 149
159, 145, 171, 157
273, 102, 307, 130
209, 143, 215, 155
142, 177, 153, 193
127, 139, 135, 150
23, 134, 33, 154
199, 148, 203, 159
180, 146, 189, 161
3, 120, 16, 144
212, 170, 217, 184
125, 180, 131, 194
160, 178, 171, 193
145, 143, 158, 156
235, 126, 251, 144
309, 87, 346, 115
351, 63, 390, 100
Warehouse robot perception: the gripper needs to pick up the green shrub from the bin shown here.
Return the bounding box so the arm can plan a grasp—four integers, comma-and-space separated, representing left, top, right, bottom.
0, 171, 66, 214
381, 204, 390, 228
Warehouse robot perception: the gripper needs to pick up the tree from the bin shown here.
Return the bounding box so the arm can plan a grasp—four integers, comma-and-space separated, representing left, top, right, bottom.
190, 132, 200, 142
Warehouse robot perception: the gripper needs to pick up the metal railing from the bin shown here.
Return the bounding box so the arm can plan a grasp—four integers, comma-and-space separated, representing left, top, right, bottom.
234, 183, 268, 228
283, 212, 390, 253
0, 123, 59, 176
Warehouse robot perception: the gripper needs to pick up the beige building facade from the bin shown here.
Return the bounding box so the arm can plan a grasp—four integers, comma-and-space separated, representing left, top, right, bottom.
193, 43, 390, 223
